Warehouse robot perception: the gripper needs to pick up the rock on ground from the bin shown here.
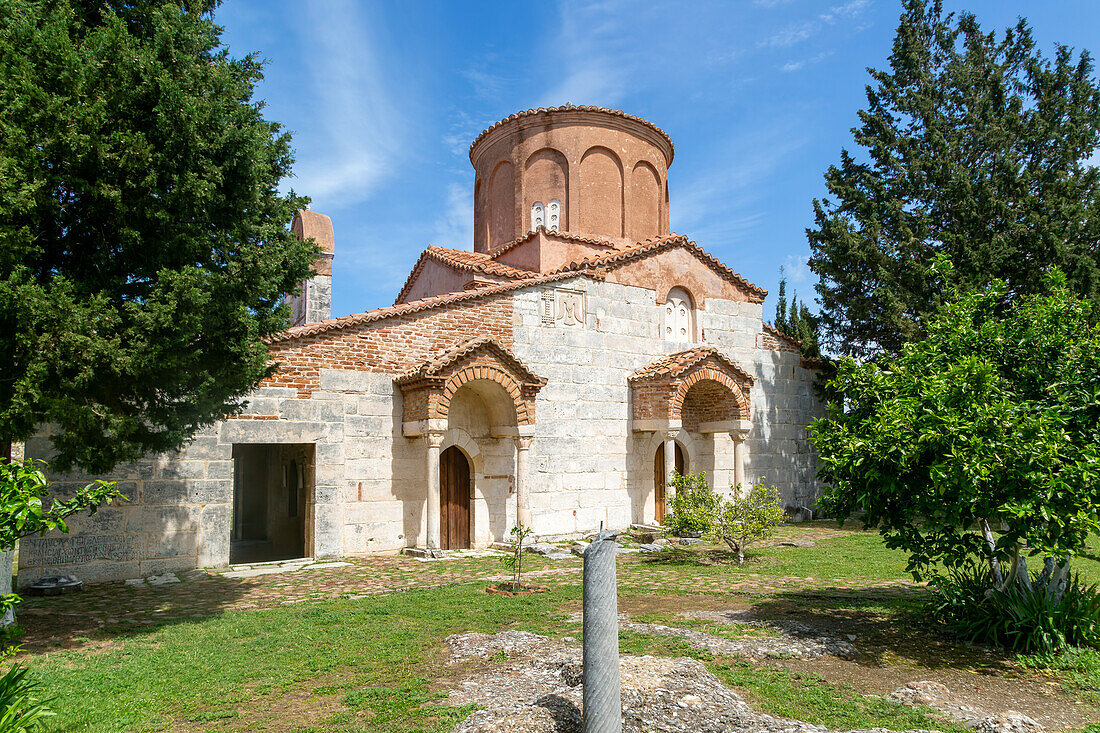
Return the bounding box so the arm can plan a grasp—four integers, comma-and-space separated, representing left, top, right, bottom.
445, 631, 937, 733
889, 681, 1044, 733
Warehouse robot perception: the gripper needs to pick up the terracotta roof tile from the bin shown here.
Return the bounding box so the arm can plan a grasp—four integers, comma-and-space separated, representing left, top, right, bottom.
762, 323, 802, 348
395, 246, 540, 304
270, 270, 586, 343
273, 234, 768, 343
550, 234, 768, 301
629, 347, 755, 384
487, 226, 622, 260
394, 336, 546, 386
469, 105, 674, 163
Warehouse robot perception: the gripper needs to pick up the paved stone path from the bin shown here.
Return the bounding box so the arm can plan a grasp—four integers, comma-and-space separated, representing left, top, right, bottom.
16, 524, 924, 649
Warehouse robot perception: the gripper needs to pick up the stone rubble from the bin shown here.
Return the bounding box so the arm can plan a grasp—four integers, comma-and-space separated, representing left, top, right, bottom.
570, 542, 589, 557
622, 617, 857, 661
888, 681, 1044, 733
679, 537, 703, 546
638, 543, 664, 553
445, 631, 937, 733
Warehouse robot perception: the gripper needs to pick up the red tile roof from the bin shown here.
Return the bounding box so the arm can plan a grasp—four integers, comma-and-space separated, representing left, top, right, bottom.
487, 226, 622, 260
762, 323, 802, 348
395, 246, 540, 304
549, 233, 767, 302
272, 235, 766, 342
394, 336, 546, 386
469, 105, 674, 163
629, 347, 755, 384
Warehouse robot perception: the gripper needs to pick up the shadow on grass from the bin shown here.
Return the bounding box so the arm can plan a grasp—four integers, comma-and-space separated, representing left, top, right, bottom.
15, 573, 255, 653
747, 589, 1013, 672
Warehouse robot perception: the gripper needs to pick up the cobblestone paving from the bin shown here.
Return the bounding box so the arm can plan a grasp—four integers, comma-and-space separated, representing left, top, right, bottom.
16, 524, 923, 648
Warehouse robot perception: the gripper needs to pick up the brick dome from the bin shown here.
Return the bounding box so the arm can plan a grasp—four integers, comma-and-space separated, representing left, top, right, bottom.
469, 106, 674, 252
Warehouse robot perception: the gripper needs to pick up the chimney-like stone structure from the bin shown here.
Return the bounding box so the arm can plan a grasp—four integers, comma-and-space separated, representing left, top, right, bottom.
290, 209, 335, 325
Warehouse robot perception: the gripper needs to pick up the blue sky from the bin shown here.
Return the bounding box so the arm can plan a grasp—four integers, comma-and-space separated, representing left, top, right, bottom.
215, 0, 1100, 320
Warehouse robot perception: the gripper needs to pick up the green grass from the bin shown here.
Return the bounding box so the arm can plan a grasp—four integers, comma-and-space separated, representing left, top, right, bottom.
18, 523, 1100, 731
713, 662, 969, 733
29, 583, 574, 732
1017, 646, 1100, 704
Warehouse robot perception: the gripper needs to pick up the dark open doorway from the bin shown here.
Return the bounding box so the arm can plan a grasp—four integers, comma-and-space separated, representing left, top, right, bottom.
231, 444, 313, 564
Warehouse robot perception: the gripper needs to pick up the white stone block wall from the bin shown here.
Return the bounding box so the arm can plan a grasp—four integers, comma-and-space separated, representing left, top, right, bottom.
20, 272, 825, 585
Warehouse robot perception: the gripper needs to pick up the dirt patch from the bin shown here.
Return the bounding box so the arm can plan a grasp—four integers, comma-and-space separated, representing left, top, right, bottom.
560, 593, 753, 617
735, 600, 1097, 732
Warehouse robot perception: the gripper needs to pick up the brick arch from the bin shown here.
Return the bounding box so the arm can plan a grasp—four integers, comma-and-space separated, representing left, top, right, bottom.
436, 364, 532, 426
671, 369, 749, 422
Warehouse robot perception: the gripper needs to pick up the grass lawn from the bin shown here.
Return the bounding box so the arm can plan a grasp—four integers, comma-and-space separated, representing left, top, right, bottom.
15, 523, 1100, 732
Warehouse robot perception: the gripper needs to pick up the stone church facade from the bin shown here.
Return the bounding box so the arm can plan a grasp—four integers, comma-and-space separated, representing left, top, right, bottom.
19, 106, 824, 585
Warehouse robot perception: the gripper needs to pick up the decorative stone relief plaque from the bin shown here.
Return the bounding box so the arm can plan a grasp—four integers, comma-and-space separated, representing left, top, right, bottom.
542, 287, 586, 327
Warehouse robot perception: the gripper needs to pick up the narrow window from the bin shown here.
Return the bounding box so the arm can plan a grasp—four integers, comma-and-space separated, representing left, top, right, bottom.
531, 202, 545, 231
547, 200, 561, 231
663, 287, 695, 343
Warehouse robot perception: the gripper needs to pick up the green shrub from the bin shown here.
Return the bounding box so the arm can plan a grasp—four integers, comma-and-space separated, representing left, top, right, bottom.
0, 664, 54, 732
665, 472, 719, 536
929, 562, 1100, 653
711, 483, 786, 564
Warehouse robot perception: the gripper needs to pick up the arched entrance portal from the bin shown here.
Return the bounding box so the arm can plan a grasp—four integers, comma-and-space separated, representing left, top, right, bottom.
440, 446, 471, 549
653, 442, 686, 524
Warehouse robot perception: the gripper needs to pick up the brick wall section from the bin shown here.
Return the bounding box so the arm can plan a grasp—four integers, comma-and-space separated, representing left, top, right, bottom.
261, 296, 514, 399
680, 379, 741, 432
436, 352, 538, 424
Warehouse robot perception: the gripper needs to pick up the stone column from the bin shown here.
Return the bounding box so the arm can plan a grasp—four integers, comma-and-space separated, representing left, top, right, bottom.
663, 430, 677, 484
582, 529, 621, 732
514, 435, 534, 530
426, 431, 445, 550
731, 429, 749, 492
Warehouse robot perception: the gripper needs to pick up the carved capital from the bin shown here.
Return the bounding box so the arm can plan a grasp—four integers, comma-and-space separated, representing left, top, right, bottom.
426, 431, 446, 449
514, 435, 534, 451
662, 430, 679, 442
729, 429, 750, 443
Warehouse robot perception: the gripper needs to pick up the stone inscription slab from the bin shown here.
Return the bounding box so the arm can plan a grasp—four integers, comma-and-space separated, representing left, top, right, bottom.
20, 535, 141, 567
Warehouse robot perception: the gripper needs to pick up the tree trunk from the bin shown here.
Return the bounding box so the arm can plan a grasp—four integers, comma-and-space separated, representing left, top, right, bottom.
0, 441, 10, 463
0, 550, 14, 627
980, 519, 1004, 588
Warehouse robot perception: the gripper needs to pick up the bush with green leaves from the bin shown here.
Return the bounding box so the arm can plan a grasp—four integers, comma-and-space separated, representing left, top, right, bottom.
929, 562, 1100, 653
711, 483, 786, 565
0, 663, 54, 732
665, 472, 719, 536
0, 459, 121, 623
812, 265, 1100, 604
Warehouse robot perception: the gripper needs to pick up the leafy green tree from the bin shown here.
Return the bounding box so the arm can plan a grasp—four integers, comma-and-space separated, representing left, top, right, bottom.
0, 459, 121, 624
774, 271, 822, 359
0, 0, 317, 471
808, 0, 1100, 358
711, 482, 785, 565
811, 263, 1100, 599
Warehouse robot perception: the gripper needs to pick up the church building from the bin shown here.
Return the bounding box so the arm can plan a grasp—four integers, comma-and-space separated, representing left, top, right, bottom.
19, 106, 824, 584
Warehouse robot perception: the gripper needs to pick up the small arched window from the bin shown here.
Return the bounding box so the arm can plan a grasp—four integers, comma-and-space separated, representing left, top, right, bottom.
547, 200, 561, 231
531, 202, 545, 231
663, 287, 695, 343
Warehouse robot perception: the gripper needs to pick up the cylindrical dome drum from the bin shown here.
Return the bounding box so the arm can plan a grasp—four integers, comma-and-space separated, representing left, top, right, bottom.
469, 106, 674, 252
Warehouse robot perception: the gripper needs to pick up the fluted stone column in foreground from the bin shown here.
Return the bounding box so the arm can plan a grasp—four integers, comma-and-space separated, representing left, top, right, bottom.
582, 529, 621, 733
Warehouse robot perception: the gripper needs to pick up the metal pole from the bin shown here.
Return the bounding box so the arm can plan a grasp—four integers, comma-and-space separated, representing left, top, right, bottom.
582, 528, 621, 732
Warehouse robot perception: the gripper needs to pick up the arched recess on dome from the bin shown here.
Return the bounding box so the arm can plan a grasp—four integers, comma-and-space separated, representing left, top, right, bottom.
487, 160, 515, 248
629, 160, 661, 241
577, 146, 624, 238
524, 148, 568, 231
473, 177, 486, 251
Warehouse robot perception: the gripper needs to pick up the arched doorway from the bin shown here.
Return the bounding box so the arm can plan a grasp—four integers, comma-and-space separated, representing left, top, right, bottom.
653, 442, 686, 524
440, 446, 471, 549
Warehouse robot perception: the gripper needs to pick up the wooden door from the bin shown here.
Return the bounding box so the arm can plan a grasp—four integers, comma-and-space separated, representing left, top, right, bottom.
653, 442, 686, 524
440, 446, 471, 550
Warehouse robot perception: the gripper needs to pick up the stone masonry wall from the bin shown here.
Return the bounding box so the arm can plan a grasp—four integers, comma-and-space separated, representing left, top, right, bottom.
19, 272, 823, 585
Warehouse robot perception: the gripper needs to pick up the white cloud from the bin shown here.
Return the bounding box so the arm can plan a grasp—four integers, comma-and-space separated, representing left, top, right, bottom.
287, 0, 408, 206
782, 60, 806, 72
783, 254, 811, 285
432, 182, 473, 250
781, 50, 835, 72
760, 0, 872, 49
